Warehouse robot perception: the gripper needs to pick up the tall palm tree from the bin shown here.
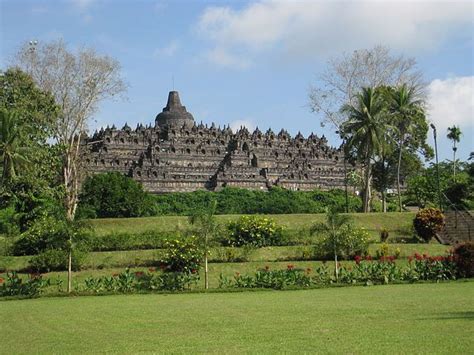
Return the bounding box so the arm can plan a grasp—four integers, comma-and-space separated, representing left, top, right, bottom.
342, 87, 387, 213
0, 109, 29, 183
390, 84, 424, 212
447, 126, 462, 181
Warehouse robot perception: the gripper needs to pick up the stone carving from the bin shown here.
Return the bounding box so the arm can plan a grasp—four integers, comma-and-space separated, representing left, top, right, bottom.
83, 91, 348, 193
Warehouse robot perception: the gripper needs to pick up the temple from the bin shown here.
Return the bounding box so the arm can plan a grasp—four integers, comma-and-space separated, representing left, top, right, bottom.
83, 91, 348, 193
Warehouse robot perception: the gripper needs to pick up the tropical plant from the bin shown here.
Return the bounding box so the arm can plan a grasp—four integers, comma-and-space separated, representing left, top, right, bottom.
389, 84, 428, 212
341, 87, 389, 212
0, 110, 30, 183
447, 125, 462, 181
413, 208, 445, 242
224, 215, 285, 247
310, 208, 352, 280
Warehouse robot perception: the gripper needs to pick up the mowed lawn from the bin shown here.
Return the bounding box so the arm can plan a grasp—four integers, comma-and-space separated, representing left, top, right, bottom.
1, 281, 473, 354
89, 212, 415, 239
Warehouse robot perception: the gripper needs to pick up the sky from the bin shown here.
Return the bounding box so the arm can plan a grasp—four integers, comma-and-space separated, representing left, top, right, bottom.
0, 0, 473, 163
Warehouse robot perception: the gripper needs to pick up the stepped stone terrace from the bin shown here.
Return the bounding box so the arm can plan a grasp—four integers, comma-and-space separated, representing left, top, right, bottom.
83, 91, 348, 193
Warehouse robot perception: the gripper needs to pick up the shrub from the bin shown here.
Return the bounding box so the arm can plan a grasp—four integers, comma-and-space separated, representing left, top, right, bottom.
29, 248, 87, 272
413, 208, 445, 242
380, 228, 389, 242
77, 172, 155, 219
0, 271, 50, 297
407, 253, 457, 281
223, 215, 284, 247
314, 224, 370, 260
453, 242, 474, 278
160, 236, 204, 273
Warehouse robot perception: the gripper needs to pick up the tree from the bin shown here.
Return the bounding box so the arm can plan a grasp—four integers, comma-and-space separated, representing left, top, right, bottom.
77, 172, 154, 218
0, 110, 30, 183
309, 45, 425, 130
447, 126, 462, 181
310, 208, 352, 281
188, 200, 219, 290
341, 87, 389, 212
14, 40, 126, 292
388, 84, 429, 212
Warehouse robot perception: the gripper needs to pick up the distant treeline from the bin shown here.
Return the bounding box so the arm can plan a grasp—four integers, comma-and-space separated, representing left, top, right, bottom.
76, 173, 366, 219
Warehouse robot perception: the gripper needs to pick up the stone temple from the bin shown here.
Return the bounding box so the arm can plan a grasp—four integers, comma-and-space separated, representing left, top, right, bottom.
83, 91, 347, 193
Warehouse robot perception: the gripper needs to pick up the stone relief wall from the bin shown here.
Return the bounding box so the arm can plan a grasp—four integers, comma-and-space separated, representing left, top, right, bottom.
83, 91, 348, 193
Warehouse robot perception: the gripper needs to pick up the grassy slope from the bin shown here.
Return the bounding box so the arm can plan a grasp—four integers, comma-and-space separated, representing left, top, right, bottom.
89, 212, 415, 238
1, 282, 473, 354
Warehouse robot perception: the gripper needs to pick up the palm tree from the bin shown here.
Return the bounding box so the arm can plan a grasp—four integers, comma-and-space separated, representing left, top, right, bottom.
310, 208, 351, 281
447, 126, 462, 181
390, 84, 424, 212
0, 109, 30, 183
341, 87, 387, 212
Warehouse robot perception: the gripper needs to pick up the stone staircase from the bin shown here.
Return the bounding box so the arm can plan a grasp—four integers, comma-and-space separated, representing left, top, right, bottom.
437, 209, 474, 245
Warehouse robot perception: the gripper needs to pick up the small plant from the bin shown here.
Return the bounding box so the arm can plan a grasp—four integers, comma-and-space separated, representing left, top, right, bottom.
452, 242, 474, 278
160, 236, 204, 273
0, 271, 50, 297
224, 215, 284, 247
413, 208, 445, 242
380, 228, 389, 242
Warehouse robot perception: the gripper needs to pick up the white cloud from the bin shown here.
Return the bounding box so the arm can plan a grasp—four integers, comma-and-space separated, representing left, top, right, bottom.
427, 76, 474, 131
206, 47, 251, 70
230, 119, 256, 133
196, 0, 473, 68
153, 40, 180, 57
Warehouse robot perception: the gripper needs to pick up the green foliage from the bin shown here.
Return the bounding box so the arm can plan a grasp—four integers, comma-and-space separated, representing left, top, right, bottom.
29, 249, 87, 273
82, 268, 199, 293
224, 215, 285, 247
77, 172, 155, 219
413, 208, 445, 242
380, 228, 389, 242
0, 271, 50, 297
453, 242, 474, 278
160, 236, 204, 273
152, 187, 361, 216
314, 224, 371, 260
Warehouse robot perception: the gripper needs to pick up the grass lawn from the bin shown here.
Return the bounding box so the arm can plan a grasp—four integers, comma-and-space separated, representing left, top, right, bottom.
1, 281, 473, 354
89, 212, 415, 239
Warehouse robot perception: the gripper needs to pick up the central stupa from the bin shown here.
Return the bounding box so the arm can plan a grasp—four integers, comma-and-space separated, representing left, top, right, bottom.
155, 91, 195, 128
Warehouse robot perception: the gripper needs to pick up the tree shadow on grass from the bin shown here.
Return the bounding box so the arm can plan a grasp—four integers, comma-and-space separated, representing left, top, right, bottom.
418, 312, 474, 320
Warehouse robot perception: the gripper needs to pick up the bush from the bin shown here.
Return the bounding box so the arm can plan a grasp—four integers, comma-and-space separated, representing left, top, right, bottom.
77, 172, 155, 219
413, 208, 445, 242
453, 242, 474, 278
0, 271, 50, 297
13, 216, 92, 256
314, 225, 370, 260
380, 228, 389, 242
29, 248, 87, 272
223, 215, 285, 247
160, 236, 204, 273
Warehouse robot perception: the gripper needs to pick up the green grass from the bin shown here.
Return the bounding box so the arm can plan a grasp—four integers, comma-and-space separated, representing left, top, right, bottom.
89, 212, 415, 239
0, 243, 449, 273
1, 281, 472, 354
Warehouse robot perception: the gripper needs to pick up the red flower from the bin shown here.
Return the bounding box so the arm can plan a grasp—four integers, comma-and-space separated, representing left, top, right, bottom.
365, 255, 373, 261
354, 255, 362, 265
287, 264, 295, 270
135, 271, 144, 278
0, 277, 4, 284
414, 253, 423, 261
148, 267, 156, 273
191, 269, 197, 274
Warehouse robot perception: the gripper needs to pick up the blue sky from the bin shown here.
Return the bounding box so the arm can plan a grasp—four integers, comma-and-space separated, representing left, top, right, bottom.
1, 0, 473, 162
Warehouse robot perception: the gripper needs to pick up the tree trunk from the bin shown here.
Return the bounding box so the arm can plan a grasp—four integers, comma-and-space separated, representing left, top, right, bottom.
396, 142, 403, 212
382, 190, 386, 213
334, 250, 339, 282
453, 143, 457, 182
204, 234, 209, 290
363, 155, 372, 213
67, 245, 72, 293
